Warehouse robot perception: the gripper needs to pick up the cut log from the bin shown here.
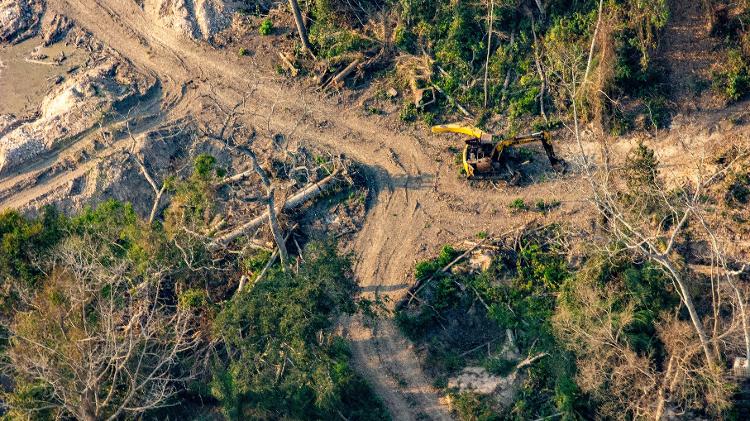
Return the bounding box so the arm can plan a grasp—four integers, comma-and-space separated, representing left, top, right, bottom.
323, 58, 362, 90
215, 169, 254, 187
213, 169, 341, 246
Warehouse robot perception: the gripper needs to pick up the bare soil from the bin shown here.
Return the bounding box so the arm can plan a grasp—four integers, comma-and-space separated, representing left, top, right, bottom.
657, 0, 723, 112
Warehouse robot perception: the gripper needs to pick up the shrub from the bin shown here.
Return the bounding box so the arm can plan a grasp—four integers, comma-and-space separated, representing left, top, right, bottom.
259, 18, 273, 35
194, 154, 217, 178
713, 49, 750, 102
643, 95, 670, 130
535, 200, 561, 213
210, 240, 389, 420
399, 103, 418, 122
726, 171, 750, 206
178, 288, 209, 310
509, 198, 527, 211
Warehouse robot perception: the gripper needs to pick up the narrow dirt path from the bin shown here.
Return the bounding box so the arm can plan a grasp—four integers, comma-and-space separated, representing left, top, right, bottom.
658, 0, 721, 112
10, 1, 588, 419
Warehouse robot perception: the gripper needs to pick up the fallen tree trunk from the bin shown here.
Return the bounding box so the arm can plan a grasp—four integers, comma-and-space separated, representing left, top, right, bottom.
323, 58, 362, 90
213, 169, 341, 246
215, 169, 254, 187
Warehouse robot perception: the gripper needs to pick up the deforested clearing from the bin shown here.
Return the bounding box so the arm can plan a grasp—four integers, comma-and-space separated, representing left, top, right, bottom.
0, 1, 749, 420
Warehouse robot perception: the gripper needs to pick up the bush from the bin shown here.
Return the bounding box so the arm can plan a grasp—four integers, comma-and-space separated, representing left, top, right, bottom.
509, 198, 527, 211
399, 103, 418, 122
713, 49, 750, 102
535, 199, 561, 213
210, 240, 389, 419
259, 18, 273, 35
725, 171, 750, 206
398, 232, 577, 419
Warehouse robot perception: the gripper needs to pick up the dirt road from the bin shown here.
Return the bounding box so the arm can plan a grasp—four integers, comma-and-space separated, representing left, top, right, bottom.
8, 1, 587, 419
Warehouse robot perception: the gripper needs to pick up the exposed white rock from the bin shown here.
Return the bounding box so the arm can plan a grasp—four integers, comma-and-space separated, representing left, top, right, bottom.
144, 0, 236, 41
0, 61, 151, 173
0, 0, 43, 43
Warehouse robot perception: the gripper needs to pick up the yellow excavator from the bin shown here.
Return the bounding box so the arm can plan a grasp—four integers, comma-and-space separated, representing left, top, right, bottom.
431, 123, 565, 179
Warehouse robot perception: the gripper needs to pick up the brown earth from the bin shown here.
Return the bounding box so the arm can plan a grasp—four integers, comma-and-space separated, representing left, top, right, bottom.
658, 0, 723, 112
0, 0, 748, 419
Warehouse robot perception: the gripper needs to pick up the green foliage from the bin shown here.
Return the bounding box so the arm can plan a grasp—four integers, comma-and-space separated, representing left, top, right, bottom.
179, 288, 209, 310
0, 200, 387, 420
624, 143, 659, 191
508, 198, 527, 211
210, 240, 389, 419
554, 254, 680, 418
0, 200, 208, 420
484, 357, 516, 376
3, 381, 56, 421
642, 95, 670, 130
726, 171, 750, 206
194, 154, 218, 179
243, 249, 272, 273
0, 206, 63, 299
620, 142, 672, 218
165, 155, 223, 235
713, 49, 750, 102
399, 102, 418, 122
451, 391, 502, 421
310, 23, 375, 59
258, 18, 273, 35
414, 245, 458, 281
535, 200, 561, 213
398, 229, 579, 419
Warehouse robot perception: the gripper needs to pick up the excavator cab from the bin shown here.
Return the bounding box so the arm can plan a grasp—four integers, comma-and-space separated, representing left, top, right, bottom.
432, 124, 565, 179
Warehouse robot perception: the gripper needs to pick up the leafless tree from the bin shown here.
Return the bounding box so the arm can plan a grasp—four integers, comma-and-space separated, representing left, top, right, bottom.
243, 144, 290, 271
5, 235, 204, 421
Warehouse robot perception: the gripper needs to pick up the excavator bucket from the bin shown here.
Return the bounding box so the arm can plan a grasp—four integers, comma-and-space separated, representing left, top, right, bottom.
538, 133, 566, 172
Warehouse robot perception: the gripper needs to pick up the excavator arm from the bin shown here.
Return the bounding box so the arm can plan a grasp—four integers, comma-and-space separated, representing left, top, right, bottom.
497, 131, 564, 170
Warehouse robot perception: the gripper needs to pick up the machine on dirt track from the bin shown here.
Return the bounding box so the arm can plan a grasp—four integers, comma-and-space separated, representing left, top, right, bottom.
431, 123, 566, 179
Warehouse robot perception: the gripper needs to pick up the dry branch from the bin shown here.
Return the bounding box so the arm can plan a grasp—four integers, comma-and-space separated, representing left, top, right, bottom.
323, 58, 362, 90
213, 169, 341, 246
215, 169, 254, 187
430, 82, 473, 118
278, 52, 299, 76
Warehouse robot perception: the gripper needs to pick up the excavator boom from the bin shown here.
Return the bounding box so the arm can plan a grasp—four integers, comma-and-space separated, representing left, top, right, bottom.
431, 124, 491, 141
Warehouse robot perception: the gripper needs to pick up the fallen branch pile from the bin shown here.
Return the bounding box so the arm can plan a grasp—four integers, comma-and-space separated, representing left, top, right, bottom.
212, 169, 342, 246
